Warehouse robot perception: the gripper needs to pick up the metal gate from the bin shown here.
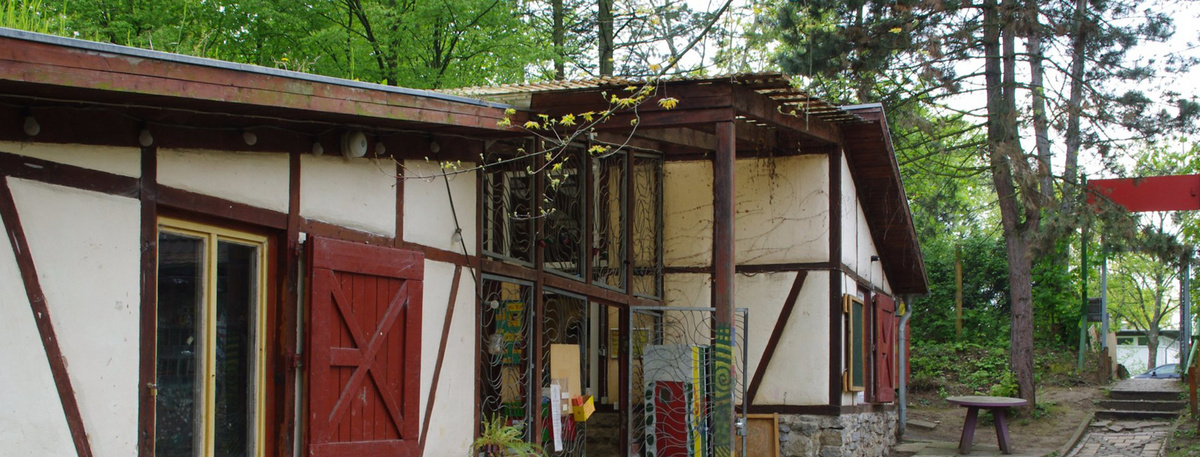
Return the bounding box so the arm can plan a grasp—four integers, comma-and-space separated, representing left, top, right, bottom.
629, 307, 748, 457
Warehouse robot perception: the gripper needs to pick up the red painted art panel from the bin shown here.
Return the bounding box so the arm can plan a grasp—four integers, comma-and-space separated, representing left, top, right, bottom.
1088, 174, 1200, 213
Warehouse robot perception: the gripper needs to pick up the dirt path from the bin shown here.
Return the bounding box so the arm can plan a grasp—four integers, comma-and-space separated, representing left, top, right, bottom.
893, 385, 1102, 456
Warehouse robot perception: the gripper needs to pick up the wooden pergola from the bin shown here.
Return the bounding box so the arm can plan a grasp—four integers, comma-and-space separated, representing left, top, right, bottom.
450, 74, 928, 451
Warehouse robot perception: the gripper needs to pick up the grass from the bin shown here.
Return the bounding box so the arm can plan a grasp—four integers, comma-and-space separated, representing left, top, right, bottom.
1166, 420, 1200, 457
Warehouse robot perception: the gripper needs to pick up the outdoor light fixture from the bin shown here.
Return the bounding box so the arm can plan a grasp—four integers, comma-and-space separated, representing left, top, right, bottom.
341, 130, 368, 158
311, 141, 324, 156
429, 140, 440, 154
22, 115, 39, 136
138, 129, 154, 147
242, 130, 258, 146
374, 141, 386, 157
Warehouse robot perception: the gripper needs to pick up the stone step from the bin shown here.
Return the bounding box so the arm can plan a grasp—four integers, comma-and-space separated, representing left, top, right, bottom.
1094, 409, 1181, 421
1098, 399, 1186, 412
1108, 389, 1183, 402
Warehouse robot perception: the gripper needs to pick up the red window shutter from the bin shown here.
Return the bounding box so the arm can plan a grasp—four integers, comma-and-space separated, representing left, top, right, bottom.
307, 237, 423, 457
872, 294, 897, 403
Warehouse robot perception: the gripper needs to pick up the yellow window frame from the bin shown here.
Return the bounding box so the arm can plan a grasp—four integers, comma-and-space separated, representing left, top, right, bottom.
157, 217, 269, 457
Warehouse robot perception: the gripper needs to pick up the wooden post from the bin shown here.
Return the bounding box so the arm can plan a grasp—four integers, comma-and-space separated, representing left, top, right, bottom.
1190, 368, 1198, 420
713, 121, 736, 455
955, 245, 963, 340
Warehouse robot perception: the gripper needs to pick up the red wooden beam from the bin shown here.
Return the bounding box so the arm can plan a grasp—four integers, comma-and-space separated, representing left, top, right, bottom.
1088, 174, 1200, 213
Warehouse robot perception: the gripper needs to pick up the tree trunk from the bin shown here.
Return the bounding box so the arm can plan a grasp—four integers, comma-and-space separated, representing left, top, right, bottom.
552, 0, 565, 80
1062, 0, 1089, 201
1025, 1, 1052, 206
986, 0, 1037, 411
1147, 330, 1160, 371
598, 0, 614, 76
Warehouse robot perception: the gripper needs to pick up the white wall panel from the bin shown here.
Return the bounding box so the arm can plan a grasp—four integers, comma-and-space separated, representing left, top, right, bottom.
10, 178, 141, 457
301, 155, 396, 237
0, 141, 141, 177
0, 178, 76, 456
159, 148, 289, 212
418, 259, 477, 455
403, 160, 476, 254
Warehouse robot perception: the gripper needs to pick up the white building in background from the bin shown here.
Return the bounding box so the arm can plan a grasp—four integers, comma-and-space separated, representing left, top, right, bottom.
1115, 329, 1182, 373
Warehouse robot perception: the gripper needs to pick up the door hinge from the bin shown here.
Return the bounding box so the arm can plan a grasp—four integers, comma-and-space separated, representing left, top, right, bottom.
287, 353, 303, 370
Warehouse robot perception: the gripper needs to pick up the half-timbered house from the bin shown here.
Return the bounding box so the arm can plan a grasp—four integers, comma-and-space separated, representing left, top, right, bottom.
0, 28, 925, 457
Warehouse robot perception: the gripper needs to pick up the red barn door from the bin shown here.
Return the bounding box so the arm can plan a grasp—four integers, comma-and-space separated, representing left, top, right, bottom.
873, 294, 897, 403
307, 237, 423, 456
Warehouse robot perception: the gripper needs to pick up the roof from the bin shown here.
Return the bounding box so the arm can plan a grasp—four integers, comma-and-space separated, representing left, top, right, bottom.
444, 73, 865, 126
450, 77, 928, 294
842, 104, 928, 295
0, 27, 515, 140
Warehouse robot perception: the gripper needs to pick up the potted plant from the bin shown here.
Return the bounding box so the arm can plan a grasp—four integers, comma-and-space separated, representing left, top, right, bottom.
469, 415, 545, 457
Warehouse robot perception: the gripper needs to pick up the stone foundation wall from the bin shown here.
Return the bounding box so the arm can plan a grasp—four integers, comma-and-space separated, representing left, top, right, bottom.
777, 410, 898, 457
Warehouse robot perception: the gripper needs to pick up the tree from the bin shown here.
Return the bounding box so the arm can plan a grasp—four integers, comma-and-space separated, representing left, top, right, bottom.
1109, 238, 1181, 371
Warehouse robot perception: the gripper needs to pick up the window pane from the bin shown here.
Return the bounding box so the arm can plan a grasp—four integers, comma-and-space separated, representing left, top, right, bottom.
156, 232, 205, 457
214, 241, 258, 457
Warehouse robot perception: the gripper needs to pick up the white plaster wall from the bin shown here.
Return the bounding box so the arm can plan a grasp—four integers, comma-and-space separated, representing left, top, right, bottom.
9, 178, 141, 457
159, 148, 289, 212
301, 155, 397, 237
418, 259, 477, 456
735, 272, 797, 404
665, 156, 831, 268
0, 179, 77, 456
840, 154, 858, 271
402, 160, 477, 255
663, 161, 713, 267
0, 141, 142, 177
735, 155, 829, 265
756, 270, 830, 405
663, 273, 712, 308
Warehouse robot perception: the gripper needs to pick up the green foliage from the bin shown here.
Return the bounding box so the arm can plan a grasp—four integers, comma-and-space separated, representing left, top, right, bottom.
2, 0, 63, 33
9, 0, 546, 89
1032, 240, 1083, 347
910, 234, 1012, 344
909, 342, 1012, 394
470, 415, 544, 457
910, 342, 1091, 396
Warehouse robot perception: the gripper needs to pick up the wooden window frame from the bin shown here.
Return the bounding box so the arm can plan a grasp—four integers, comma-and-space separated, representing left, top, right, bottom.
155, 217, 271, 457
842, 294, 866, 393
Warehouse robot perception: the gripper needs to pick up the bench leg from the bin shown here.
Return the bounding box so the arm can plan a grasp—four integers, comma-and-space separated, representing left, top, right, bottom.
958, 406, 979, 454
994, 408, 1013, 454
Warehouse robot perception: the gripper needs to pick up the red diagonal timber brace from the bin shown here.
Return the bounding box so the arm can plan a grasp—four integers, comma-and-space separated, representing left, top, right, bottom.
1088, 174, 1200, 212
